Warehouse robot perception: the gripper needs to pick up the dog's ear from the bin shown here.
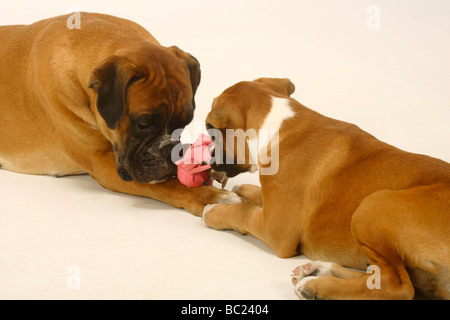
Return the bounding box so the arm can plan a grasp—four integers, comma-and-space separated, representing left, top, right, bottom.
206, 99, 246, 132
254, 77, 295, 97
206, 108, 228, 131
167, 46, 201, 108
88, 56, 144, 129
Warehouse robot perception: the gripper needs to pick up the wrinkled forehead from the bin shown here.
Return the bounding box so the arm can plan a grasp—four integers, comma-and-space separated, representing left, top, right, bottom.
127, 75, 171, 114
128, 83, 193, 133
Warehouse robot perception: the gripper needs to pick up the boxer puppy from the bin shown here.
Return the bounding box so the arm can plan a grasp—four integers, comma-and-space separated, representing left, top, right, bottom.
203, 78, 450, 299
0, 13, 240, 216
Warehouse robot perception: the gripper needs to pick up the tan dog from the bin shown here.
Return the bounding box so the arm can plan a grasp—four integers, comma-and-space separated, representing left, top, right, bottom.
0, 13, 240, 216
203, 78, 450, 299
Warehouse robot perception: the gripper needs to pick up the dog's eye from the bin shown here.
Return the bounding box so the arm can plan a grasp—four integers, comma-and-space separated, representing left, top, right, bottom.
136, 117, 154, 130
131, 113, 165, 136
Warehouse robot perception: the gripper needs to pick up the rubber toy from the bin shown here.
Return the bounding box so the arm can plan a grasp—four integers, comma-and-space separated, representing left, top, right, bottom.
176, 134, 214, 187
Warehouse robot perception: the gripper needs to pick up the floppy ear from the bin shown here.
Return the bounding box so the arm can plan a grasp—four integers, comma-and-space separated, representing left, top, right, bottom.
254, 77, 295, 97
167, 46, 201, 108
88, 56, 144, 129
206, 108, 228, 130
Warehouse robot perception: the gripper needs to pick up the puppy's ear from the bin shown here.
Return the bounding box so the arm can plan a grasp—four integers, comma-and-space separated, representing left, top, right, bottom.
206, 95, 247, 132
88, 56, 144, 129
254, 77, 295, 97
206, 108, 228, 131
168, 46, 201, 108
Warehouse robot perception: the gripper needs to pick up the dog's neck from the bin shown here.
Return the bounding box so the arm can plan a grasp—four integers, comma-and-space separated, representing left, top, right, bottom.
244, 96, 295, 166
245, 95, 297, 139
259, 96, 295, 133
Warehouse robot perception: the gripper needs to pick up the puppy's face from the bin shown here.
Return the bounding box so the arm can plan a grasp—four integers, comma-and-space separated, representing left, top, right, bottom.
88, 45, 200, 183
206, 78, 295, 179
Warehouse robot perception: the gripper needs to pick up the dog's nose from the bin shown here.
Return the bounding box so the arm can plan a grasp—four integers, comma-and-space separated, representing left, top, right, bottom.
160, 140, 184, 163
169, 142, 191, 164
117, 166, 133, 181
161, 142, 174, 159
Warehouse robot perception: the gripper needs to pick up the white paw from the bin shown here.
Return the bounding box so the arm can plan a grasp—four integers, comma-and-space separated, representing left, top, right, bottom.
291, 261, 337, 300
291, 261, 334, 299
291, 261, 334, 282
218, 191, 242, 205
202, 204, 219, 227
294, 276, 318, 300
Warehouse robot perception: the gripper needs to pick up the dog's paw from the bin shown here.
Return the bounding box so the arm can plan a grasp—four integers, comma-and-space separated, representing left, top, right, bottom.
291, 261, 334, 300
294, 276, 319, 300
217, 191, 242, 205
200, 190, 243, 228
187, 186, 242, 217
230, 184, 262, 206
291, 261, 334, 280
202, 204, 219, 227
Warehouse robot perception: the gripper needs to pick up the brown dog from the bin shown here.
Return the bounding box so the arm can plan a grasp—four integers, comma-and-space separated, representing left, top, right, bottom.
203, 78, 450, 299
0, 13, 240, 216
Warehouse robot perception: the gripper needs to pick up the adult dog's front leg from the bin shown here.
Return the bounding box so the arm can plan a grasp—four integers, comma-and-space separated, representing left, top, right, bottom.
78, 148, 241, 216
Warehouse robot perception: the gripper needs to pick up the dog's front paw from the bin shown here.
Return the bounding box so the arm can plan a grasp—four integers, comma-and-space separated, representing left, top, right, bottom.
202, 204, 219, 227
201, 201, 238, 230
201, 190, 243, 228
231, 184, 262, 206
216, 190, 242, 205
187, 186, 242, 217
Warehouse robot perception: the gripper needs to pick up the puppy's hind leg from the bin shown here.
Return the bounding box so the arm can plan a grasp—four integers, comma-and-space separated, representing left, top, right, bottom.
291, 261, 368, 300
292, 189, 439, 300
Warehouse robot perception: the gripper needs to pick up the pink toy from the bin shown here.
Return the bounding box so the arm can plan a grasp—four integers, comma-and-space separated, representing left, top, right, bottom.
176, 134, 214, 188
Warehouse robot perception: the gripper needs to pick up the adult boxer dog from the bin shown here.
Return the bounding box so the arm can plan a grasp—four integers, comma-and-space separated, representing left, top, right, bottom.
203, 78, 450, 299
0, 13, 239, 216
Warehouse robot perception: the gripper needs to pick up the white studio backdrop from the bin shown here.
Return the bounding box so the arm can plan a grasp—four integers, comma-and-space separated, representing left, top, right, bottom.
0, 0, 449, 300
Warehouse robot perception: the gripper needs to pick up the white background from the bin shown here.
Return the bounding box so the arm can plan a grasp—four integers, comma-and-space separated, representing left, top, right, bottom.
0, 0, 449, 299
